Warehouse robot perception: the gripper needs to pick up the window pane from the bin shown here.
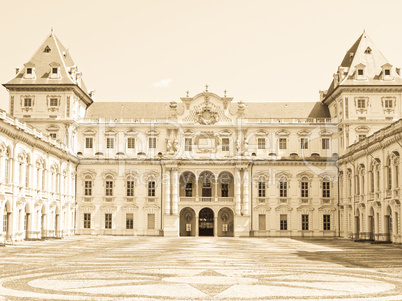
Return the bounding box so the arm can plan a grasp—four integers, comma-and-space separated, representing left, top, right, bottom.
126, 213, 134, 229
149, 137, 156, 149
185, 138, 192, 151
302, 214, 309, 230
127, 138, 135, 149
147, 213, 155, 229
258, 138, 265, 150
280, 214, 287, 230
85, 137, 93, 149
279, 138, 287, 150
222, 138, 229, 151
106, 138, 114, 149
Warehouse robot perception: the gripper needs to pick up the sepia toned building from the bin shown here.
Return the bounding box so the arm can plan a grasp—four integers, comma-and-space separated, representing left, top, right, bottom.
0, 31, 401, 243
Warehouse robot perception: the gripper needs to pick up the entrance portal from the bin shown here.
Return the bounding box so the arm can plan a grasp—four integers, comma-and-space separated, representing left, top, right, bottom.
199, 208, 214, 236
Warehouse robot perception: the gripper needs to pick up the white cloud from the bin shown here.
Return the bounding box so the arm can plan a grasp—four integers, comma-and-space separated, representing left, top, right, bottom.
151, 78, 173, 88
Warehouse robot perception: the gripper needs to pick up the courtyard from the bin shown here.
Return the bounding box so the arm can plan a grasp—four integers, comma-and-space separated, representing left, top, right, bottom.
0, 237, 401, 300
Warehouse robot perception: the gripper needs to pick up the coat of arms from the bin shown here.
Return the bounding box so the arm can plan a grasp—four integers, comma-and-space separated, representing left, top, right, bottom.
196, 105, 218, 125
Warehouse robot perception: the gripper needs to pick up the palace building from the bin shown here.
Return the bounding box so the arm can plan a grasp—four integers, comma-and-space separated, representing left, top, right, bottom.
0, 31, 401, 243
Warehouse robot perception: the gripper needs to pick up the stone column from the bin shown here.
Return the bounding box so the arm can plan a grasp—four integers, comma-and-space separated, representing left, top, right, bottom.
195, 176, 199, 202
172, 169, 178, 215
235, 168, 241, 215
215, 176, 219, 202
195, 211, 199, 236
214, 215, 218, 237
38, 169, 43, 192
242, 169, 249, 215
164, 169, 171, 215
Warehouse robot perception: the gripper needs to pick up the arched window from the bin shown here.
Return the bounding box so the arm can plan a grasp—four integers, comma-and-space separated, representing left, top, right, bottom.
4, 149, 10, 184
387, 157, 392, 191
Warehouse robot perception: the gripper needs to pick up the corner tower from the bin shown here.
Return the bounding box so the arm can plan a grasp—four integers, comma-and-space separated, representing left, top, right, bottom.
320, 31, 402, 154
2, 31, 93, 150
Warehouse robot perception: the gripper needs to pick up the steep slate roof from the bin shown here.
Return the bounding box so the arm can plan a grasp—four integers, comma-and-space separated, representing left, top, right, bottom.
324, 31, 402, 101
86, 101, 330, 119
4, 32, 90, 97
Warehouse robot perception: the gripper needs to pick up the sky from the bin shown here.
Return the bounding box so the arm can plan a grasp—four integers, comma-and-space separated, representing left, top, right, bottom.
1, 1, 402, 112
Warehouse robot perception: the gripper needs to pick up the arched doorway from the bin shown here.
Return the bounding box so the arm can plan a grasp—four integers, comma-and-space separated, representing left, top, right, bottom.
199, 208, 214, 236
179, 207, 196, 236
385, 206, 392, 242
368, 207, 374, 241
218, 207, 234, 237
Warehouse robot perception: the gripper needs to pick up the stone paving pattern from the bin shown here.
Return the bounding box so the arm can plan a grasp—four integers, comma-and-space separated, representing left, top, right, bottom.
0, 237, 402, 300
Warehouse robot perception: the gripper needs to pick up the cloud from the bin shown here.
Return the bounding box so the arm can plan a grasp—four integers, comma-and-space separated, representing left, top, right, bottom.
151, 78, 173, 88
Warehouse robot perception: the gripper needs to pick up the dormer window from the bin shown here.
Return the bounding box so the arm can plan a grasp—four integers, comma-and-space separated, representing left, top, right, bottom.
355, 63, 366, 80
49, 62, 61, 79
23, 63, 35, 79
381, 63, 393, 80
44, 46, 51, 53
364, 47, 372, 54
357, 69, 364, 76
385, 69, 391, 76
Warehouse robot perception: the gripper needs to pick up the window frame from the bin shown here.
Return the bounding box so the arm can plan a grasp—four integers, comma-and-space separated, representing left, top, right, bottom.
85, 137, 93, 149
301, 214, 309, 231
106, 137, 115, 149
257, 138, 266, 150
83, 213, 91, 229
222, 138, 230, 152
279, 138, 287, 150
126, 213, 134, 229
105, 213, 112, 229
280, 214, 288, 230
323, 214, 331, 231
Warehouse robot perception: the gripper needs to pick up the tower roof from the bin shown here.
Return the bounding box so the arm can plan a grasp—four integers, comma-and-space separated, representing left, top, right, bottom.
322, 31, 402, 103
3, 31, 92, 102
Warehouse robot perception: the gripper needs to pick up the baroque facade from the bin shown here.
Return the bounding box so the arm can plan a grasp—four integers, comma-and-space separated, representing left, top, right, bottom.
0, 31, 401, 243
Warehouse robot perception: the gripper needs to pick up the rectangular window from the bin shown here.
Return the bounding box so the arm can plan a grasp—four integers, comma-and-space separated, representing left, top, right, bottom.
127, 180, 134, 196
323, 214, 331, 231
105, 213, 112, 229
49, 98, 58, 107
106, 137, 114, 149
126, 213, 134, 229
384, 99, 393, 108
84, 180, 92, 196
222, 138, 230, 152
257, 138, 266, 150
221, 183, 229, 197
302, 214, 309, 231
358, 134, 366, 141
85, 137, 93, 149
301, 138, 308, 149
301, 181, 309, 198
279, 138, 287, 150
385, 69, 391, 76
148, 181, 155, 197
185, 182, 193, 197
149, 137, 156, 149
323, 181, 330, 198
259, 214, 266, 230
185, 138, 192, 151
280, 214, 288, 230
49, 133, 57, 139
26, 68, 32, 75
322, 138, 330, 149
84, 213, 91, 229
357, 99, 366, 108
147, 213, 155, 230
258, 182, 266, 197
3, 213, 7, 233
357, 69, 364, 76
280, 180, 287, 197
52, 67, 58, 74
127, 137, 135, 149
106, 180, 113, 196
24, 98, 32, 107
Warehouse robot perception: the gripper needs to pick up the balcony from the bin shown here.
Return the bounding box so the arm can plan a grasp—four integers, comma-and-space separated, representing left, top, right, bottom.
83, 197, 93, 203
218, 197, 234, 203
201, 197, 213, 202
104, 197, 114, 202
180, 197, 196, 202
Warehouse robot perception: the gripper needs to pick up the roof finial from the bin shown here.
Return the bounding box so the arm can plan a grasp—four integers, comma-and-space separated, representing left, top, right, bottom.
186, 90, 189, 97
224, 89, 227, 97
205, 84, 209, 92
51, 27, 53, 34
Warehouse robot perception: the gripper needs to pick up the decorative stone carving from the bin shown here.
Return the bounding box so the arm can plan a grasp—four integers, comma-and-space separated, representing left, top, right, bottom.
196, 105, 219, 125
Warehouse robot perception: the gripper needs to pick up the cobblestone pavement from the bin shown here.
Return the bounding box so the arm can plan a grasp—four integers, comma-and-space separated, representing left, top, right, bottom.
0, 237, 402, 300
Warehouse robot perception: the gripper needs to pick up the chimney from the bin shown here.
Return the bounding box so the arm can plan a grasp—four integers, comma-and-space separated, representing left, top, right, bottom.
319, 90, 325, 102
89, 90, 95, 100
396, 68, 401, 76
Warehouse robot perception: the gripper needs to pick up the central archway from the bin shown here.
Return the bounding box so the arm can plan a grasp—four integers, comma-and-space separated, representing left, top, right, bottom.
199, 208, 214, 236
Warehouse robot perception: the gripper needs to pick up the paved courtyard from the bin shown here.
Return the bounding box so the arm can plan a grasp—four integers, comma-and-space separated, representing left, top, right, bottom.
0, 237, 402, 300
